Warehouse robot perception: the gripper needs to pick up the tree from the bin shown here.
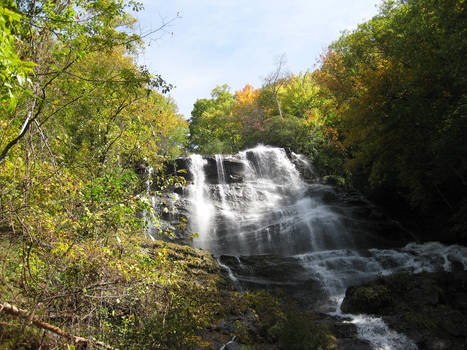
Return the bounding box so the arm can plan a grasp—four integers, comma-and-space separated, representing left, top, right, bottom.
189, 85, 239, 154
0, 0, 171, 165
318, 0, 467, 242
0, 1, 33, 112
262, 54, 289, 118
0, 2, 192, 347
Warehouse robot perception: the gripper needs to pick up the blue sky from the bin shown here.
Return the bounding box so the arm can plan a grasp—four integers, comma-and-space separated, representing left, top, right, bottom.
134, 0, 381, 119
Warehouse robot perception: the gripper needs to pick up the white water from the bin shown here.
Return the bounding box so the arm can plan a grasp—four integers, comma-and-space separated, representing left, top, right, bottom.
349, 313, 417, 350
215, 154, 226, 184
143, 167, 156, 240
175, 146, 467, 349
189, 145, 352, 255
298, 242, 467, 349
216, 257, 242, 291
219, 336, 237, 350
187, 154, 215, 245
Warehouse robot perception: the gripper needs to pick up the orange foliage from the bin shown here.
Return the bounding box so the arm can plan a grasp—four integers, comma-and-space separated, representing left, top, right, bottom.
233, 84, 265, 132
235, 84, 259, 107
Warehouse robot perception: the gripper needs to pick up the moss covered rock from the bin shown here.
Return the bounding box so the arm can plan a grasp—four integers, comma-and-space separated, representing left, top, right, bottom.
341, 271, 467, 350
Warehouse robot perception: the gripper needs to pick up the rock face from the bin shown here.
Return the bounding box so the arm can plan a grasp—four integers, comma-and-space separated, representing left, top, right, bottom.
163, 156, 245, 185
305, 184, 414, 246
163, 157, 193, 182
162, 147, 317, 186
341, 271, 467, 350
219, 254, 327, 309
154, 147, 412, 251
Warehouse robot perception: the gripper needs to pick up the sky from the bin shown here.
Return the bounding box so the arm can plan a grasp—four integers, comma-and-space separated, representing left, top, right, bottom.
134, 0, 381, 119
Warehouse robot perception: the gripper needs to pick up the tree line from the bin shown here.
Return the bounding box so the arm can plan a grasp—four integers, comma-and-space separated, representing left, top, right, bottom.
189, 0, 467, 244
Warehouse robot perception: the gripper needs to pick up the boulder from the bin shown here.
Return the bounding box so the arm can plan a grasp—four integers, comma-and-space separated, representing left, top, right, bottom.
341, 271, 467, 350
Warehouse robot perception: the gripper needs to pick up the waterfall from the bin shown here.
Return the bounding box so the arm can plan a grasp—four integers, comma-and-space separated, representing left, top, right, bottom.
186, 145, 355, 255
215, 154, 226, 184
143, 167, 156, 241
187, 154, 215, 247
170, 145, 467, 350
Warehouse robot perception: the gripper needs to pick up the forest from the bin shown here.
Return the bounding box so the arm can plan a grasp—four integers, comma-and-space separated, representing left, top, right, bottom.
0, 0, 466, 349
189, 0, 467, 244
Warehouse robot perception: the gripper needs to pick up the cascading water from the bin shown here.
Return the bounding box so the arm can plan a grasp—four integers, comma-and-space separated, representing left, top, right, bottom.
163, 145, 467, 349
143, 167, 156, 241
188, 145, 358, 256
187, 154, 215, 246
215, 154, 226, 184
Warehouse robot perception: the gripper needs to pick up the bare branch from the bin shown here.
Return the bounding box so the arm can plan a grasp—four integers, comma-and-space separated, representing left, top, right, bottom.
0, 301, 119, 350
263, 53, 289, 118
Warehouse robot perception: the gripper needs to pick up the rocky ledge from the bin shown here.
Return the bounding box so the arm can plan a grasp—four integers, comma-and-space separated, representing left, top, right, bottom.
341, 270, 467, 350
161, 148, 317, 186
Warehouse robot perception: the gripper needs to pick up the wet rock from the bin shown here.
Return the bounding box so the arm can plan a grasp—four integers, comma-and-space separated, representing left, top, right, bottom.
223, 158, 245, 181
188, 156, 246, 184
342, 284, 393, 314
164, 157, 192, 182
336, 338, 373, 350
341, 271, 467, 350
228, 174, 243, 183
305, 183, 338, 201
203, 157, 218, 183
322, 190, 339, 202
218, 255, 331, 309
448, 254, 465, 272
419, 337, 452, 350
283, 147, 293, 159
245, 150, 261, 175
223, 341, 245, 350
312, 313, 373, 350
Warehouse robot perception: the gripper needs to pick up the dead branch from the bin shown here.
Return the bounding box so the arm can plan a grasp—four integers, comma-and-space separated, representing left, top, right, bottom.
0, 301, 119, 350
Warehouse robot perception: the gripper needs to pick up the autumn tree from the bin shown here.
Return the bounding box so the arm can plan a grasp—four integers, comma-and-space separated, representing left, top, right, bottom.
189, 73, 340, 159
318, 0, 467, 242
0, 1, 192, 348
189, 84, 239, 154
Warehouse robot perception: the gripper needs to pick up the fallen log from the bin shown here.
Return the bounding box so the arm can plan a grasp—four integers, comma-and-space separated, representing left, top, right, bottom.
0, 301, 118, 350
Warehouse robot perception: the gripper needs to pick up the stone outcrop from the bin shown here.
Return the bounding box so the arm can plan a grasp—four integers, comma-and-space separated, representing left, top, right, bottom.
163, 157, 193, 182
203, 157, 245, 184
146, 147, 467, 349
341, 271, 467, 350
162, 148, 316, 186
163, 156, 245, 185
307, 184, 414, 247
156, 151, 411, 248
218, 255, 328, 310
